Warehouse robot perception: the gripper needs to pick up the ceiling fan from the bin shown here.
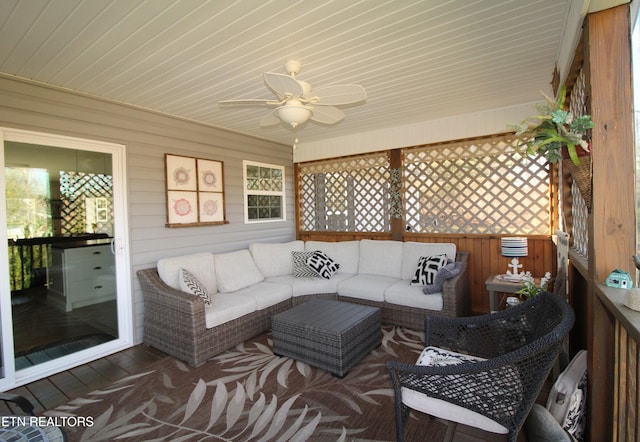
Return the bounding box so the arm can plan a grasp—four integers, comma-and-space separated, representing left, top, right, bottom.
218, 60, 367, 129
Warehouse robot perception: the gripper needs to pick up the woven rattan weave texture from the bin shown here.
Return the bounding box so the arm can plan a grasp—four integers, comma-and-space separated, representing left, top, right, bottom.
272, 299, 381, 378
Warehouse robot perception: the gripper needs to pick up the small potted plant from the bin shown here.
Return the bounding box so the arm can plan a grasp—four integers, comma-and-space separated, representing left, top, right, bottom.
512, 86, 594, 166
516, 271, 552, 299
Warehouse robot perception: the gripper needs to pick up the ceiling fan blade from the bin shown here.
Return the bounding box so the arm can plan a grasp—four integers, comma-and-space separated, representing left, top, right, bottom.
264, 72, 303, 99
259, 111, 281, 127
218, 98, 281, 105
310, 105, 345, 125
311, 85, 367, 106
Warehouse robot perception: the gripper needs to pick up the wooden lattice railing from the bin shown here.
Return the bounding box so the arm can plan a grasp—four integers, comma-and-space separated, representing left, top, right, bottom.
297, 134, 552, 236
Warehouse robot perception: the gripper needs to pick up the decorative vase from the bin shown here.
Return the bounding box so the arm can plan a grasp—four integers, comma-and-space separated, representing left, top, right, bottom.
563, 155, 592, 211
560, 143, 591, 162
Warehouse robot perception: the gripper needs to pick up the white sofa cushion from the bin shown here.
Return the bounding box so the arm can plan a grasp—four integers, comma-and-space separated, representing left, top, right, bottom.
401, 346, 508, 434
214, 250, 264, 293
249, 240, 304, 277
268, 273, 354, 297
232, 281, 292, 310
157, 252, 217, 294
401, 242, 457, 280
338, 274, 399, 302
305, 240, 360, 274
385, 280, 443, 311
204, 293, 257, 329
358, 240, 403, 278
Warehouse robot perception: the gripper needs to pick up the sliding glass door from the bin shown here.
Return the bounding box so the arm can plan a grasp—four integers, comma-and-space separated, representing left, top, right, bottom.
0, 128, 131, 389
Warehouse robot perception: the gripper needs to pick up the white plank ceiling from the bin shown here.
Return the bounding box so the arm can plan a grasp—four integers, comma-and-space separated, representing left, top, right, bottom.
0, 0, 579, 146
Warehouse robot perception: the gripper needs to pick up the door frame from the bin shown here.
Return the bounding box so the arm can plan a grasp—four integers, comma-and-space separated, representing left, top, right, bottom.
0, 127, 133, 389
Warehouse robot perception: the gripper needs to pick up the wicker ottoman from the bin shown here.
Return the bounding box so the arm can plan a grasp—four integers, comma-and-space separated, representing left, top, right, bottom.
271, 298, 381, 378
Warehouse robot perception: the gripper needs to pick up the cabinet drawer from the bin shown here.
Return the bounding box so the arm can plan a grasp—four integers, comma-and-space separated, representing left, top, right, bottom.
64, 245, 112, 263
64, 259, 114, 277
68, 277, 116, 302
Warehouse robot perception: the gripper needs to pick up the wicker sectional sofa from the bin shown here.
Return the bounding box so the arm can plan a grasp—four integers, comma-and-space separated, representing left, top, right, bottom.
137, 239, 469, 367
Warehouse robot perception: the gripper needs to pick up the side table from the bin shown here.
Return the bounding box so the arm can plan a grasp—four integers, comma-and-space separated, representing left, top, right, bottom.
485, 274, 526, 312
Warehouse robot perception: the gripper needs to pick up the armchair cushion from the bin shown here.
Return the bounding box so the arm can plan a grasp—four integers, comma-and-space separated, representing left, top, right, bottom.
387, 292, 575, 441
401, 346, 508, 434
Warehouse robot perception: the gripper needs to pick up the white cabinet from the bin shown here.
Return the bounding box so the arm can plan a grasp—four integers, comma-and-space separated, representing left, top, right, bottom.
49, 242, 115, 312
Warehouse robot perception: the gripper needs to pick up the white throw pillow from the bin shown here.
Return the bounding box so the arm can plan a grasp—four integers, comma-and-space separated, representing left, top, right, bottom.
179, 268, 212, 306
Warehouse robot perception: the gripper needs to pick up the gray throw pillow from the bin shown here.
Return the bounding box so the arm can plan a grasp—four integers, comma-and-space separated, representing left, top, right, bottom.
423, 261, 463, 295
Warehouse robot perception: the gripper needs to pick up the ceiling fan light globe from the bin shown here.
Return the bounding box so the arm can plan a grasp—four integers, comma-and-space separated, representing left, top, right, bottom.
275, 104, 312, 127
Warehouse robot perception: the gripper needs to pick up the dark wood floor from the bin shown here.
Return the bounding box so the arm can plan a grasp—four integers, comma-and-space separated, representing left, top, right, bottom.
4, 344, 526, 441
5, 344, 168, 415
4, 291, 545, 441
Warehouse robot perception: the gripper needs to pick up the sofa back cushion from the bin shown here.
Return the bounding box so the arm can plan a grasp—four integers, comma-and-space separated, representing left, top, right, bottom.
358, 239, 403, 278
305, 240, 360, 274
157, 252, 217, 293
249, 240, 304, 277
401, 242, 457, 280
214, 249, 264, 292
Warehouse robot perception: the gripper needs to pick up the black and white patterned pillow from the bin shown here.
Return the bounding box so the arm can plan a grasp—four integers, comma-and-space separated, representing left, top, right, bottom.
292, 251, 321, 278
179, 268, 212, 306
306, 251, 340, 279
411, 254, 448, 286
417, 346, 485, 366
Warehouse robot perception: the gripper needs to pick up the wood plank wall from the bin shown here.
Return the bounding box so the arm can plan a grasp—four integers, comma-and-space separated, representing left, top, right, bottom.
613, 321, 639, 440
298, 231, 556, 314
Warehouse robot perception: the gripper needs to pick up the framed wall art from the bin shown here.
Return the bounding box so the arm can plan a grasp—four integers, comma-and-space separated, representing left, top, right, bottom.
165, 154, 227, 227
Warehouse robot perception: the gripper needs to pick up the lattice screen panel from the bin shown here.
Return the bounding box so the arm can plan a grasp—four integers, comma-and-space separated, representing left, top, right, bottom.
571, 182, 589, 258
298, 153, 391, 232
404, 135, 550, 234
568, 69, 590, 257
60, 172, 114, 235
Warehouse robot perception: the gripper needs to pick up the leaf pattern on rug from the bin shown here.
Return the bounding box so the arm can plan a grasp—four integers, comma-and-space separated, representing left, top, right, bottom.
45, 326, 430, 441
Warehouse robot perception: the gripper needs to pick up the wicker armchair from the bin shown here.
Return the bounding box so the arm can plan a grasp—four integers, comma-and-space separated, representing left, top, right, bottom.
386, 291, 575, 442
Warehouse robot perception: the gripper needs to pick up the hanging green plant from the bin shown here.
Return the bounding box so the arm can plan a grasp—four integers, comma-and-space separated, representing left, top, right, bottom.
512, 86, 594, 166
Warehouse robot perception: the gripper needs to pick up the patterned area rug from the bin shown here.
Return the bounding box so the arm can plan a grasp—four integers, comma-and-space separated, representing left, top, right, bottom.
45, 326, 457, 441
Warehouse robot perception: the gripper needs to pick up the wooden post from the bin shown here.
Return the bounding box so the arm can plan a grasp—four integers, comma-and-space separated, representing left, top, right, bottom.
389, 149, 404, 241
585, 4, 635, 440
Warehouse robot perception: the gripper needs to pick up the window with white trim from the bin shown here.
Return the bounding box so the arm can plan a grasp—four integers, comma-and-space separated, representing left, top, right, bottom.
243, 160, 285, 223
